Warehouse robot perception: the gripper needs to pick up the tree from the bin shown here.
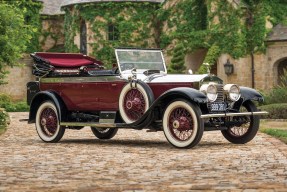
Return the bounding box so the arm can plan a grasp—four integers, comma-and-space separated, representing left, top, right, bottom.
168, 43, 186, 74
0, 3, 34, 84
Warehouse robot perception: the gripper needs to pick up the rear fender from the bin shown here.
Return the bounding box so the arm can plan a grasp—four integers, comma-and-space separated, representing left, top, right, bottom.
28, 91, 67, 124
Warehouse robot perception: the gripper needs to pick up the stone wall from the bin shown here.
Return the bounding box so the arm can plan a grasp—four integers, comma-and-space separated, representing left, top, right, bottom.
217, 41, 287, 90
40, 16, 65, 51
0, 55, 35, 101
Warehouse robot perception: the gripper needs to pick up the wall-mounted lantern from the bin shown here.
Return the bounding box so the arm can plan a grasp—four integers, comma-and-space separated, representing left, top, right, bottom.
224, 59, 234, 75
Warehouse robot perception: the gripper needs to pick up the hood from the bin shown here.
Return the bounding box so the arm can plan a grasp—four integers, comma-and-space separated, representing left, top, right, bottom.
121, 70, 208, 83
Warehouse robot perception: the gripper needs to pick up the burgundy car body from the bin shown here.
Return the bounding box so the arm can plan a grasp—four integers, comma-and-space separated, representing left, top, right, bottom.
27, 48, 268, 148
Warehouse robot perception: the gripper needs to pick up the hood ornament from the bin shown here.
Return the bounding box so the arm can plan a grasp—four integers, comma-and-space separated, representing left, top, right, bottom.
203, 63, 211, 76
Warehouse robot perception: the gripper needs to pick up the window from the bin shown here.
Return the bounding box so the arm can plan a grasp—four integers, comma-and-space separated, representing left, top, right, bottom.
107, 24, 119, 41
80, 20, 87, 55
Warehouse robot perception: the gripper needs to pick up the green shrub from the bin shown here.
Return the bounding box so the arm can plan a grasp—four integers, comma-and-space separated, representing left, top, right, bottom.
262, 87, 287, 105
0, 94, 29, 112
259, 103, 287, 119
0, 108, 9, 134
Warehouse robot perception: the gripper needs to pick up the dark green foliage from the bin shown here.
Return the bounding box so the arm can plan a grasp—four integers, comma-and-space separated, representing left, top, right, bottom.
168, 44, 186, 74
262, 87, 287, 105
0, 94, 29, 112
259, 103, 287, 119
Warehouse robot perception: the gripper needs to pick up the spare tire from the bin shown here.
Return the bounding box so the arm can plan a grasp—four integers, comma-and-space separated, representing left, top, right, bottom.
119, 80, 154, 123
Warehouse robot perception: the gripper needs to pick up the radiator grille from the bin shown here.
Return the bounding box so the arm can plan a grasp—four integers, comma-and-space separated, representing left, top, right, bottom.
207, 84, 225, 110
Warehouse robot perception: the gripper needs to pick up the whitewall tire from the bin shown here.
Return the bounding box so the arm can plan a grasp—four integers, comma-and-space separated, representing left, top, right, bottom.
163, 100, 203, 148
35, 101, 65, 142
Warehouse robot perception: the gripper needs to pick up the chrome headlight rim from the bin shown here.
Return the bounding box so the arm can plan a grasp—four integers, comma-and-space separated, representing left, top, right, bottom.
200, 83, 218, 102
224, 84, 241, 102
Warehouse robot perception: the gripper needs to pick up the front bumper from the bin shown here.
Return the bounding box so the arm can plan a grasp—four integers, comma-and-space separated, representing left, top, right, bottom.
200, 111, 268, 119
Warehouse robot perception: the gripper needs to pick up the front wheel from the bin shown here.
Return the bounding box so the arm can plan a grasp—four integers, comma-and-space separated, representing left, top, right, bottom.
162, 100, 204, 148
91, 127, 118, 139
35, 101, 65, 142
221, 100, 260, 144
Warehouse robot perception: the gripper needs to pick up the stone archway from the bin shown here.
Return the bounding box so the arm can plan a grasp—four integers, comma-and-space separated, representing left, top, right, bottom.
277, 58, 287, 85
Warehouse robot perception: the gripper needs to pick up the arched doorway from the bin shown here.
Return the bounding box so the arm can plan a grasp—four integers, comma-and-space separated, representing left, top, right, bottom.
277, 58, 287, 85
80, 20, 87, 55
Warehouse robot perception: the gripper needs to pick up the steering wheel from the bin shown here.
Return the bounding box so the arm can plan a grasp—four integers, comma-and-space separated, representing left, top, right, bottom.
120, 63, 135, 71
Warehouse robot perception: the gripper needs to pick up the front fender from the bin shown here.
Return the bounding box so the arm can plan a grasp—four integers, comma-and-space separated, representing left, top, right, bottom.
28, 91, 67, 124
240, 87, 264, 103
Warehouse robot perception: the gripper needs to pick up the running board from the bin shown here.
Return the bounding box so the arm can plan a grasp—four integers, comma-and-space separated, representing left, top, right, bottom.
60, 122, 123, 128
200, 111, 268, 119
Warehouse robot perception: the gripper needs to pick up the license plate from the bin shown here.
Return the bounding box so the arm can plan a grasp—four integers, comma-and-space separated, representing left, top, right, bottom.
210, 103, 226, 111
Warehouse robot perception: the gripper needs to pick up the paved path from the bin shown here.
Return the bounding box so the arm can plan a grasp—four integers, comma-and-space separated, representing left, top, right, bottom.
0, 112, 287, 191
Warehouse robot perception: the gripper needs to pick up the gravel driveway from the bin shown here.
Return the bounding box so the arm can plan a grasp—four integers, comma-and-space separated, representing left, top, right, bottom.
0, 112, 287, 191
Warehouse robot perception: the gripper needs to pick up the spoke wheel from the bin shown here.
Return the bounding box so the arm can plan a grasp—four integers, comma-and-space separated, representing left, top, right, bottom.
119, 81, 153, 123
221, 100, 260, 144
163, 100, 203, 148
36, 101, 65, 142
91, 127, 118, 139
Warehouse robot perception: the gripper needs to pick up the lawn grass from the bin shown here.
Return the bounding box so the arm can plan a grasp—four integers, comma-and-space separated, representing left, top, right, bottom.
260, 120, 287, 144
260, 128, 287, 144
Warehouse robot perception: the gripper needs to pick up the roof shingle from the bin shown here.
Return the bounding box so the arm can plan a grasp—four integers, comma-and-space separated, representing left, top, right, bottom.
267, 24, 287, 42
37, 0, 65, 15
61, 0, 164, 7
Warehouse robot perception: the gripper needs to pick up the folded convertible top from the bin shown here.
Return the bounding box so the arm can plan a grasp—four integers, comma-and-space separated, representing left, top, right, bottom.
32, 52, 103, 68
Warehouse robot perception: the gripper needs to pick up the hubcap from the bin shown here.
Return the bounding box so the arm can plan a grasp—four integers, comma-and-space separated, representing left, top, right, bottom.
168, 107, 193, 141
123, 89, 146, 121
39, 107, 58, 137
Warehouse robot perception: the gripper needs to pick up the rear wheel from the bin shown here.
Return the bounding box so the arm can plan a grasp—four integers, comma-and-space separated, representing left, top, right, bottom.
35, 101, 65, 142
91, 127, 118, 139
221, 100, 260, 144
162, 99, 204, 148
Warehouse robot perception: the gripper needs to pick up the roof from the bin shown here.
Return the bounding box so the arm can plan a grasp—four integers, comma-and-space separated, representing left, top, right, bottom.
61, 0, 164, 7
267, 24, 287, 42
37, 0, 65, 15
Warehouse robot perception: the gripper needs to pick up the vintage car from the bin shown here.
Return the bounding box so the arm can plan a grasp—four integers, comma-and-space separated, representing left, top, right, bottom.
27, 48, 268, 148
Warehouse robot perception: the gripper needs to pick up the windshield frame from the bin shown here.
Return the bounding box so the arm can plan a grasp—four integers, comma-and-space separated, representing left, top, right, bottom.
115, 48, 167, 74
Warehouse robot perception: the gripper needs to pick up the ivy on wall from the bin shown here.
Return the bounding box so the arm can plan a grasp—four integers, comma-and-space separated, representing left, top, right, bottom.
63, 2, 160, 67
158, 0, 287, 73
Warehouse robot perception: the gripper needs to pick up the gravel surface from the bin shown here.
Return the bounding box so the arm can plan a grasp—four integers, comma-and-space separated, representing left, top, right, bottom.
0, 112, 287, 191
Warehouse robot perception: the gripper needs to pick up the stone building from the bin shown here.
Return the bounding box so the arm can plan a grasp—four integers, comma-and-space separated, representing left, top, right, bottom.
0, 0, 286, 100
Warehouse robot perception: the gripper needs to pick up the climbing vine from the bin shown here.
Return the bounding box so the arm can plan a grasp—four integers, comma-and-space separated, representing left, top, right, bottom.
63, 2, 160, 67
158, 0, 287, 73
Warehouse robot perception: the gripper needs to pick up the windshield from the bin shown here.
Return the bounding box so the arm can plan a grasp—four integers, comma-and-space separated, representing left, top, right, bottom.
115, 49, 166, 73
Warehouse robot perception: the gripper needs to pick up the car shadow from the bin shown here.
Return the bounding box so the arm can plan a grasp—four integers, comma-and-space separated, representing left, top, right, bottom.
51, 138, 233, 150
58, 138, 174, 149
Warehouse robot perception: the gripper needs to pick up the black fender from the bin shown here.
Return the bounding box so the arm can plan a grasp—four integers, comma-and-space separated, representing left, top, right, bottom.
125, 87, 207, 128
233, 87, 264, 110
240, 87, 264, 103
28, 91, 67, 124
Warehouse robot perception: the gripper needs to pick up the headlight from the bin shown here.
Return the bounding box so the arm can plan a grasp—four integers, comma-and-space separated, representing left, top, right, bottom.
200, 83, 218, 102
224, 84, 241, 101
